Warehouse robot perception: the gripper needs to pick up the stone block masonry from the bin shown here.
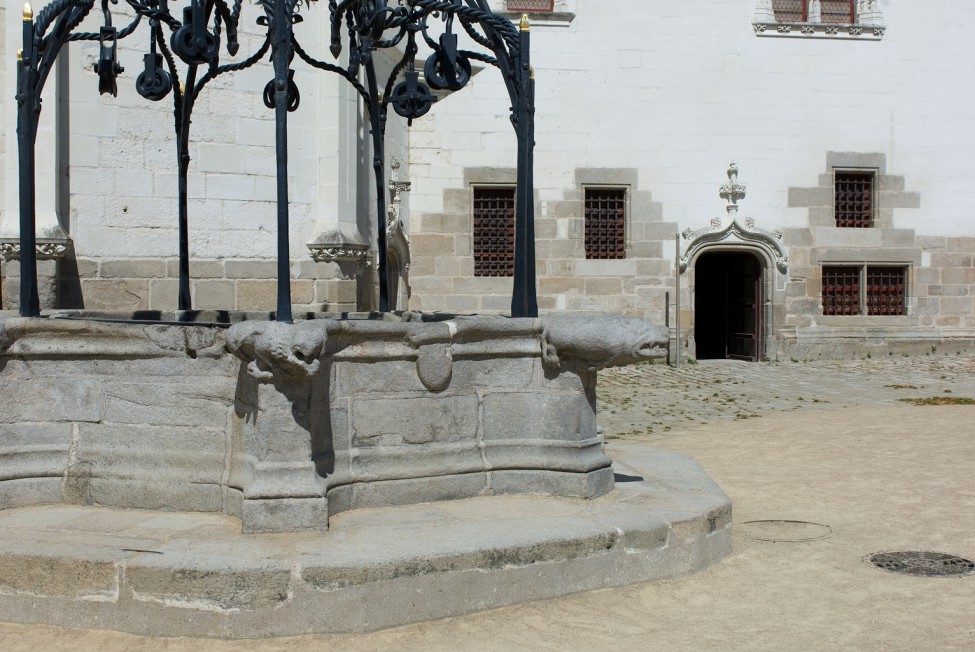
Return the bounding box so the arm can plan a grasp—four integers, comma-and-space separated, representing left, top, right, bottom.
1, 257, 361, 313
225, 315, 667, 530
1, 312, 668, 533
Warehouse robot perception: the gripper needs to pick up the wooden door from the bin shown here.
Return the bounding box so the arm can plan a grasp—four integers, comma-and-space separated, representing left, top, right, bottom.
726, 264, 760, 361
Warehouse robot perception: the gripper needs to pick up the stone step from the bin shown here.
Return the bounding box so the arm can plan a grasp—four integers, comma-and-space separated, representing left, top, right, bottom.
0, 445, 729, 638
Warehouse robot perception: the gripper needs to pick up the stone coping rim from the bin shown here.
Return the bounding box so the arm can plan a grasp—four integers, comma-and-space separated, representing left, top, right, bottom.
1, 310, 657, 326
35, 310, 479, 328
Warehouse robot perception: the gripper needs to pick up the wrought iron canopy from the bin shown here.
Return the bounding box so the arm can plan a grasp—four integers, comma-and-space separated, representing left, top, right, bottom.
14, 0, 538, 319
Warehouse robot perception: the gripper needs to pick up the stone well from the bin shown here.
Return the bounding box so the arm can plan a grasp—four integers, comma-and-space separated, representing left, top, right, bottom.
0, 311, 732, 636
0, 312, 668, 533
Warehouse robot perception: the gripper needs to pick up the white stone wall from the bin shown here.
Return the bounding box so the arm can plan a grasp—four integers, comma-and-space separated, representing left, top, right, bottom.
412, 0, 966, 233
64, 5, 325, 260
405, 0, 975, 354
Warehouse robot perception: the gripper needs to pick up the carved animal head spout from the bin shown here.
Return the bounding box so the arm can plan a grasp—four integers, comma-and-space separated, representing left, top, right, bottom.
226, 321, 330, 382
541, 316, 669, 372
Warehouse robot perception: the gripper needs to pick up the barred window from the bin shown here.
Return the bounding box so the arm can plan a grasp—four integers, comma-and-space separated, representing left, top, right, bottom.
866, 267, 907, 316
835, 171, 874, 228
584, 188, 626, 260
772, 0, 855, 23
506, 0, 554, 12
472, 187, 516, 277
822, 265, 907, 316
822, 266, 860, 316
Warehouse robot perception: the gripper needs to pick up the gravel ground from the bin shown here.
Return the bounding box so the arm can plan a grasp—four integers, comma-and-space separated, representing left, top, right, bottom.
597, 354, 975, 437
2, 355, 974, 651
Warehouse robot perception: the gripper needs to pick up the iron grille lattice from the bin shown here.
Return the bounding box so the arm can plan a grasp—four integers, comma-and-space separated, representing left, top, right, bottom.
585, 188, 626, 260
772, 0, 805, 22
506, 0, 555, 11
870, 552, 975, 577
821, 0, 856, 23
473, 188, 516, 277
835, 172, 874, 228
772, 0, 855, 23
822, 266, 860, 315
867, 267, 906, 316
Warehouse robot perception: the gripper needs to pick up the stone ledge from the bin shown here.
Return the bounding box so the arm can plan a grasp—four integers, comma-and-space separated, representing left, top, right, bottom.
0, 444, 730, 638
753, 22, 884, 40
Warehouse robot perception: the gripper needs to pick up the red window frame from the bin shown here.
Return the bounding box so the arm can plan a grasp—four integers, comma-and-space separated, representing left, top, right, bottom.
506, 0, 554, 12
472, 187, 516, 278
772, 0, 855, 23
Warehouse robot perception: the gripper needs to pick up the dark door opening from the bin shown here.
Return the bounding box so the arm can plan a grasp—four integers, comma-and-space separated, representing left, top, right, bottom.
694, 251, 763, 361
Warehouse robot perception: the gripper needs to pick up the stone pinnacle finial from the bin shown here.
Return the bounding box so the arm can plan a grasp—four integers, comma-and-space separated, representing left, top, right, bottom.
719, 162, 746, 214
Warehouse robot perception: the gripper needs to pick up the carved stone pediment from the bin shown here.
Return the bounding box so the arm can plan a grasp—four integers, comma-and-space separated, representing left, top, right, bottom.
680, 218, 788, 274
680, 163, 789, 274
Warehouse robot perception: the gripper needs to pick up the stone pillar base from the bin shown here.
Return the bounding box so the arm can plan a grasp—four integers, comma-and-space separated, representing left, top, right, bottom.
1, 258, 60, 311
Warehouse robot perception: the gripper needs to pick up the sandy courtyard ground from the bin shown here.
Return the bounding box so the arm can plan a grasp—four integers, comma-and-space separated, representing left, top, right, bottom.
1, 356, 973, 651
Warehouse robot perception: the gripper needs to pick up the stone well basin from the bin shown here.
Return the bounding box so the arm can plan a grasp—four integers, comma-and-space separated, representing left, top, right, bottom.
0, 312, 667, 533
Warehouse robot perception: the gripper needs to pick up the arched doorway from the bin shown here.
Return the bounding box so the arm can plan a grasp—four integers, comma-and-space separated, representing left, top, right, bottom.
694, 251, 764, 361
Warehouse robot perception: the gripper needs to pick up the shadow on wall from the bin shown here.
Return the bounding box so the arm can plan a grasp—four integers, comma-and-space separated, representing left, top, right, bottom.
57, 254, 85, 310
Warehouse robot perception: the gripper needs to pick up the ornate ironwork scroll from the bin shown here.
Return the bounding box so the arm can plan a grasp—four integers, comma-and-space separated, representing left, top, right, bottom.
15, 0, 537, 319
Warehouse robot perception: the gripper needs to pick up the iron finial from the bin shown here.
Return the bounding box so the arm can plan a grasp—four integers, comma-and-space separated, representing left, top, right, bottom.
520, 14, 530, 31
17, 48, 24, 62
23, 2, 33, 21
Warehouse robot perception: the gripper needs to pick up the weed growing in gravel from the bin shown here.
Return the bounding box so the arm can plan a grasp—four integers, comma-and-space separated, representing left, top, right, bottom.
899, 397, 975, 406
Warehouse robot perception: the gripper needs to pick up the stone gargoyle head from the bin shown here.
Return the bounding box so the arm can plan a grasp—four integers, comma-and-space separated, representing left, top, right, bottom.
540, 316, 668, 372
226, 320, 329, 382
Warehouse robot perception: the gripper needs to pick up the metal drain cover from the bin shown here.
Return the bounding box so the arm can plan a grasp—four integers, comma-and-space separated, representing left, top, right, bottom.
869, 551, 975, 577
737, 520, 831, 542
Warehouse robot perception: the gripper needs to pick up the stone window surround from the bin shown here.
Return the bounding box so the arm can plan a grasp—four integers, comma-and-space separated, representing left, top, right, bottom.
576, 168, 638, 260
788, 152, 921, 232
753, 0, 885, 40
819, 262, 910, 317
463, 167, 521, 265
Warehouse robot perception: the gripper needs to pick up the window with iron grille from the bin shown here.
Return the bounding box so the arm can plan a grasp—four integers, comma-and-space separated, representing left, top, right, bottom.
771, 0, 855, 23
835, 171, 874, 228
866, 267, 906, 316
822, 266, 860, 315
473, 187, 516, 277
822, 265, 907, 316
506, 0, 554, 12
584, 188, 626, 260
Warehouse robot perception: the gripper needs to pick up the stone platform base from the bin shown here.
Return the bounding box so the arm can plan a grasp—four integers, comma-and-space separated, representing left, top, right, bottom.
0, 444, 730, 638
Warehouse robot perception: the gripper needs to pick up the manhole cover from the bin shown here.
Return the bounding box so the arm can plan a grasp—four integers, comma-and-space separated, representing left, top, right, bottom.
737, 520, 831, 542
868, 551, 975, 577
